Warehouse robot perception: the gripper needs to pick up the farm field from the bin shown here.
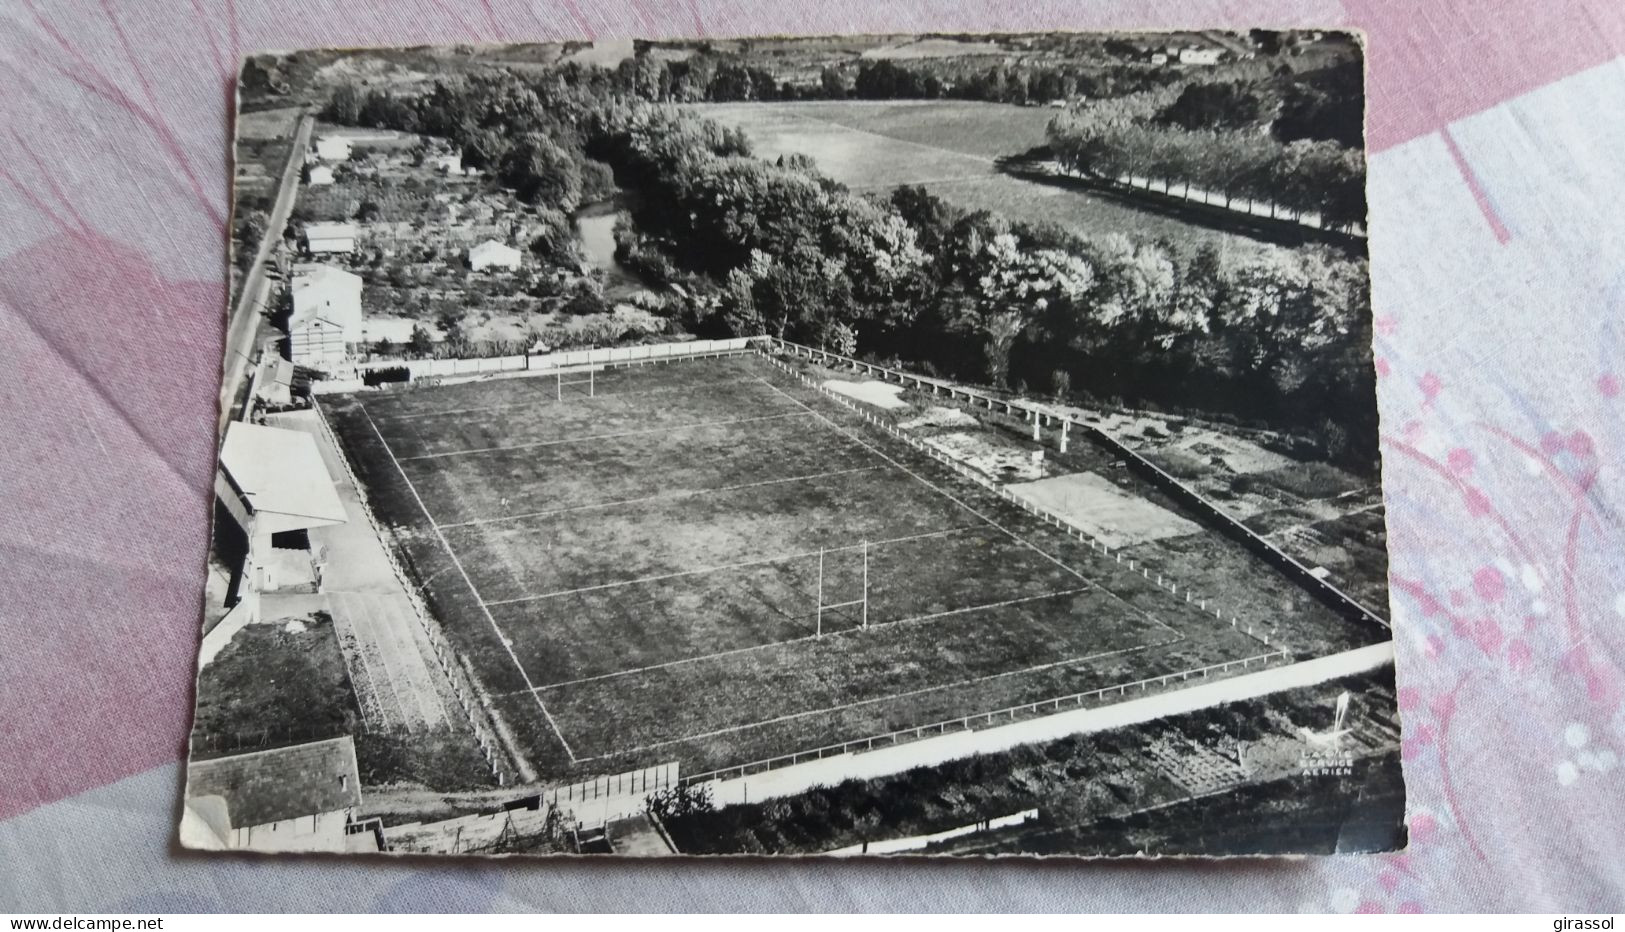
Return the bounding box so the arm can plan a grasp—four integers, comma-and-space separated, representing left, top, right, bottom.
689, 101, 1274, 254
321, 351, 1374, 782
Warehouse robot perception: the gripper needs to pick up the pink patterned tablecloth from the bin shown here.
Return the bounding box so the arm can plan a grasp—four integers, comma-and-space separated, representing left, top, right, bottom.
2, 0, 1623, 913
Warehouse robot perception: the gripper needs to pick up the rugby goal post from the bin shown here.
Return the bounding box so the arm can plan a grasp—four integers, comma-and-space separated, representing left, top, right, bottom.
556, 367, 595, 401
815, 540, 870, 638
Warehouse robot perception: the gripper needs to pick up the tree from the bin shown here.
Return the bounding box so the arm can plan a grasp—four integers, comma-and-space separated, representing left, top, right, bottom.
355, 199, 382, 223
1051, 368, 1071, 400
407, 324, 435, 357
234, 214, 267, 271
1158, 81, 1266, 131
645, 783, 714, 821
579, 158, 617, 203
983, 311, 1023, 388
500, 135, 583, 211
324, 84, 363, 124
830, 321, 858, 356
528, 208, 575, 263
819, 66, 849, 100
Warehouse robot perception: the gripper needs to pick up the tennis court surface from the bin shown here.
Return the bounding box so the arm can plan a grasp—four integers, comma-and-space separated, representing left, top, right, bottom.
321, 352, 1302, 779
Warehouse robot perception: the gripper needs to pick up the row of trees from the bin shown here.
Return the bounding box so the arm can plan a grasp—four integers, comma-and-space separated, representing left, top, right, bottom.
320, 65, 1376, 467
1046, 110, 1367, 231
585, 103, 1375, 463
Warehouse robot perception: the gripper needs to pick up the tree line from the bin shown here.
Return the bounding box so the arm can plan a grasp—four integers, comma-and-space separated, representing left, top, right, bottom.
591, 105, 1375, 466
1046, 108, 1366, 231
322, 66, 1376, 469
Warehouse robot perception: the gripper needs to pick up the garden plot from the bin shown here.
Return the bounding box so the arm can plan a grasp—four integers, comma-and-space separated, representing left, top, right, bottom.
1008, 470, 1202, 549
822, 379, 909, 410
923, 430, 1048, 481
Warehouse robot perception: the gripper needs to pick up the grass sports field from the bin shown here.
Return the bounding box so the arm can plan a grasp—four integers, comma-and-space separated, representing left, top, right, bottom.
689, 100, 1276, 254
322, 351, 1370, 780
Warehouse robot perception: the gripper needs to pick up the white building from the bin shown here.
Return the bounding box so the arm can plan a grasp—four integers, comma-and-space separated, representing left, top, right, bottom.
289, 265, 363, 366
252, 354, 295, 409
302, 221, 356, 256
307, 164, 335, 186
1179, 47, 1224, 66
215, 419, 347, 592
469, 238, 522, 272
311, 135, 352, 162
431, 152, 463, 176
182, 737, 372, 853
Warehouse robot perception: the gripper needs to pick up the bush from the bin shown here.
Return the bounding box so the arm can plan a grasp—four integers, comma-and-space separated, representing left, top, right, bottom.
363, 365, 410, 386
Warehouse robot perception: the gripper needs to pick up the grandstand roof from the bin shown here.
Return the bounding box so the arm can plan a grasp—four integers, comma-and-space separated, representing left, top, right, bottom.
187, 737, 361, 829
220, 421, 347, 529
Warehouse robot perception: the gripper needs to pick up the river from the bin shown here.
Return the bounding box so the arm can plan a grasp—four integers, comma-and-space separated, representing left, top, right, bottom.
573, 200, 650, 300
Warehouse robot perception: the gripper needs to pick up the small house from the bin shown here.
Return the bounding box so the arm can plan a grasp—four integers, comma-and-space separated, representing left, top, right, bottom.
182, 737, 369, 853
289, 265, 363, 365
311, 135, 352, 162
469, 239, 522, 272
431, 152, 464, 176
307, 165, 335, 186
302, 221, 357, 256
252, 354, 295, 409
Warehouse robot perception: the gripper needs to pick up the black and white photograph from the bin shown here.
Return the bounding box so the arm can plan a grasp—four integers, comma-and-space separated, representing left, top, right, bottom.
184, 30, 1400, 858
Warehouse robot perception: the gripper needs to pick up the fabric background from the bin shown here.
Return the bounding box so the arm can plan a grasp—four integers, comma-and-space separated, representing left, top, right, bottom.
2, 0, 1623, 913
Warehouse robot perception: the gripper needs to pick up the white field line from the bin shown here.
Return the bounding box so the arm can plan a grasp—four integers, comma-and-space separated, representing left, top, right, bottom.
399, 411, 811, 461
571, 636, 1181, 763
439, 465, 885, 530
505, 584, 1093, 694
359, 401, 579, 763
754, 377, 1183, 640
482, 524, 981, 607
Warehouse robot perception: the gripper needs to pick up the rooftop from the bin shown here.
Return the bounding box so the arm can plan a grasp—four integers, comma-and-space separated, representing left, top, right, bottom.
292, 264, 362, 290
305, 221, 357, 239
186, 736, 362, 829
220, 421, 347, 526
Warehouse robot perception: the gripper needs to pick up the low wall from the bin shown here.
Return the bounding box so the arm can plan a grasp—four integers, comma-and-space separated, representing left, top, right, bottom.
310, 338, 758, 395
826, 808, 1039, 856
197, 588, 259, 667
698, 640, 1393, 807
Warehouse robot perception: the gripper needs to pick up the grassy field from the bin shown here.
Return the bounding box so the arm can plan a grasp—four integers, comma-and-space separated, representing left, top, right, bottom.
323, 352, 1369, 781
189, 611, 360, 757
690, 101, 1274, 254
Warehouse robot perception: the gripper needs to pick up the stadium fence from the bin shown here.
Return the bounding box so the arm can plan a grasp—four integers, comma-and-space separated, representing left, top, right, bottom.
680, 649, 1291, 786
311, 338, 756, 393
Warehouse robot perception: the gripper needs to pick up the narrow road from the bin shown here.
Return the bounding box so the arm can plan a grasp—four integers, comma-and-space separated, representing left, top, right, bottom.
217, 111, 313, 441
